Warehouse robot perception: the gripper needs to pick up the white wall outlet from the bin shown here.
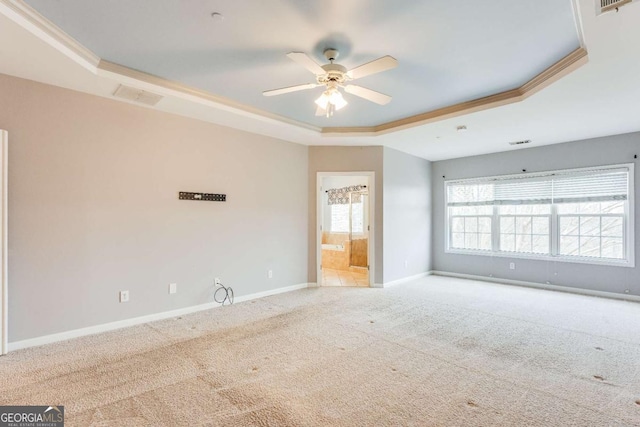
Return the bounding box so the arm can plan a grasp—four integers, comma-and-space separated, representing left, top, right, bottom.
214, 277, 222, 287
268, 270, 273, 279
509, 262, 515, 270
169, 283, 177, 294
119, 290, 129, 303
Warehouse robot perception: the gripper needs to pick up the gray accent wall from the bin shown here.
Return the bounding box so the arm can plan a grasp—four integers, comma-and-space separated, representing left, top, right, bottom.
432, 132, 640, 297
383, 147, 432, 283
308, 146, 384, 284
1, 74, 309, 342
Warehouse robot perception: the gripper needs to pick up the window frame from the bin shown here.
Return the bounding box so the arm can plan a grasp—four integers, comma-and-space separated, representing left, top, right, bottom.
444, 163, 635, 267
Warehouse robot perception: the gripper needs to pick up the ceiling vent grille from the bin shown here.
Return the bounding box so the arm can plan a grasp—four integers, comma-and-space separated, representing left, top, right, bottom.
598, 0, 634, 14
113, 85, 163, 106
508, 139, 532, 146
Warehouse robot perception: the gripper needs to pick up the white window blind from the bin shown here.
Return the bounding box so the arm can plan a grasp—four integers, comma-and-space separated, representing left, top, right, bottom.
447, 167, 629, 207
552, 170, 628, 203
494, 178, 552, 205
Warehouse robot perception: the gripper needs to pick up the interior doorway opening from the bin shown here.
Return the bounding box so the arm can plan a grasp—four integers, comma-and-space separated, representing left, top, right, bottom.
317, 173, 374, 287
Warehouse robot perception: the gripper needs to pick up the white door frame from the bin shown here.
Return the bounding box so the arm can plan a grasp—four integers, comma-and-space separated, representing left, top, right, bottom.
1, 131, 7, 355
316, 172, 375, 287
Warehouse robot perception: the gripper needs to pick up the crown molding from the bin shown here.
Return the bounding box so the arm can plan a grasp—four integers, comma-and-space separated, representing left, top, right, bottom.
1, 0, 588, 139
0, 0, 99, 71
97, 60, 321, 132
322, 47, 588, 136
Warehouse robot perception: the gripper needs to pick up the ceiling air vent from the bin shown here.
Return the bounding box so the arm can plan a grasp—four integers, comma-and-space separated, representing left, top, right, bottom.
113, 85, 163, 106
597, 0, 634, 14
508, 140, 532, 146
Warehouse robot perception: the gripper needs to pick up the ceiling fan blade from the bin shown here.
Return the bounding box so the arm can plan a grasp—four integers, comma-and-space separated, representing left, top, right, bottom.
344, 85, 392, 105
286, 52, 326, 75
347, 56, 398, 80
263, 83, 318, 97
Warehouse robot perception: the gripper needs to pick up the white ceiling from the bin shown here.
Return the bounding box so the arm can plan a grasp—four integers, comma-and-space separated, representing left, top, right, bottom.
0, 0, 639, 161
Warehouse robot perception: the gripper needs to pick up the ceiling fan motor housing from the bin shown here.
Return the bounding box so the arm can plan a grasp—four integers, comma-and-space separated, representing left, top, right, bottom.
318, 63, 348, 85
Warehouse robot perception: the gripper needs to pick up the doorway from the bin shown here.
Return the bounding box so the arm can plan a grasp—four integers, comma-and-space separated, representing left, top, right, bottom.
317, 172, 374, 287
0, 130, 7, 355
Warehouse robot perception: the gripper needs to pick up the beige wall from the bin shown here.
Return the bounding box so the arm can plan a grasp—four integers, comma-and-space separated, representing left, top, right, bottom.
308, 146, 384, 283
1, 73, 308, 342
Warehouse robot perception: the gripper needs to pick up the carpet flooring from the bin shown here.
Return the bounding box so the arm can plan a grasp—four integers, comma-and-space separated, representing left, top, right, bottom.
1, 276, 640, 426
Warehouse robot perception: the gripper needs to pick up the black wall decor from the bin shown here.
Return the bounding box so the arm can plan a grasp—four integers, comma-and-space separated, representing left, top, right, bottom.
179, 192, 226, 202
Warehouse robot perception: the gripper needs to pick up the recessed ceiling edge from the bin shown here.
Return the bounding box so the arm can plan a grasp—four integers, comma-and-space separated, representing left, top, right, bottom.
0, 0, 589, 139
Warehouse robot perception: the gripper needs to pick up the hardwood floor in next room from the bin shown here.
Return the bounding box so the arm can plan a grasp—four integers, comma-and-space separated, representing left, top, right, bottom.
321, 268, 369, 287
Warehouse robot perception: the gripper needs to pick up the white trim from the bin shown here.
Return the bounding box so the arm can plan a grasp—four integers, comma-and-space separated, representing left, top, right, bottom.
443, 248, 635, 268
0, 130, 7, 355
7, 283, 310, 352
431, 271, 640, 303
0, 0, 99, 72
571, 0, 586, 48
382, 272, 432, 288
232, 283, 309, 303
627, 162, 636, 267
316, 172, 375, 287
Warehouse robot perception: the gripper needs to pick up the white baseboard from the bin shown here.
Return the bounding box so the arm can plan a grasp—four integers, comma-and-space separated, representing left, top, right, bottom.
431, 271, 640, 303
8, 282, 311, 352
381, 271, 433, 288
233, 283, 310, 303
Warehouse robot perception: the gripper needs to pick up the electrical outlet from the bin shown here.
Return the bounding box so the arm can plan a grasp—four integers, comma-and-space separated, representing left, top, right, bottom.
268, 270, 273, 279
169, 283, 177, 294
119, 290, 129, 303
509, 262, 515, 270
214, 277, 222, 287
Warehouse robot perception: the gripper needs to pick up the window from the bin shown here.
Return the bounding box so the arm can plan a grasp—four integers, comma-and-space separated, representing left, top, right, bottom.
498, 205, 551, 254
450, 206, 492, 251
351, 202, 364, 233
330, 202, 364, 233
330, 204, 349, 232
558, 201, 625, 259
445, 164, 634, 266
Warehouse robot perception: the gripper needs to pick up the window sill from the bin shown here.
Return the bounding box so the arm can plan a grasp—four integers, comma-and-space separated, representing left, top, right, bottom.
444, 248, 635, 268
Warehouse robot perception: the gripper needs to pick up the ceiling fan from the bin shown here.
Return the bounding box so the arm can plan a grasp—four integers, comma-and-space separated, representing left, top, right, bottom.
263, 49, 398, 118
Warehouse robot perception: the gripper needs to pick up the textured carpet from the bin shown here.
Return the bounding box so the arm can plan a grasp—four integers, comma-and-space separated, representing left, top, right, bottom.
1, 276, 640, 426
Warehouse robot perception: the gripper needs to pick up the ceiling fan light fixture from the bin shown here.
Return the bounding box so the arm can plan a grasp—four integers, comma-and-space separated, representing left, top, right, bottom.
315, 92, 330, 109
265, 49, 396, 117
315, 89, 348, 117
329, 90, 347, 110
